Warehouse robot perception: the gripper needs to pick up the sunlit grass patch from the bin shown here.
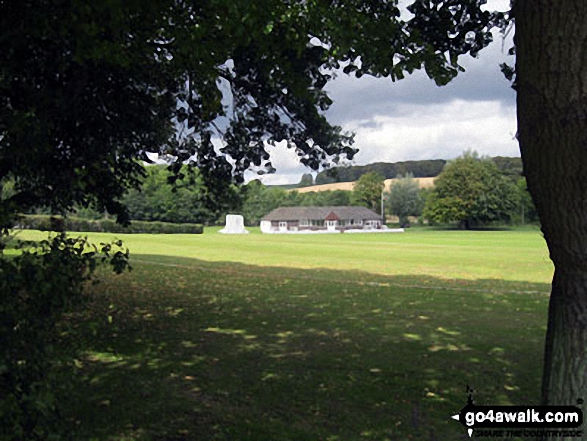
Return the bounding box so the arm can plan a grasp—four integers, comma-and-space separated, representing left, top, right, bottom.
16, 227, 553, 283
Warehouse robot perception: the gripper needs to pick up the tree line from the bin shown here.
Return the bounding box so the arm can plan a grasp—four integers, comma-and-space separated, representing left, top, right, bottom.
67, 165, 354, 226
70, 154, 536, 229
314, 159, 447, 184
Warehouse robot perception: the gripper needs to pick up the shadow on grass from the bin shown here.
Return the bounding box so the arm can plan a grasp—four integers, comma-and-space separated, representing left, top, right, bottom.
58, 255, 550, 441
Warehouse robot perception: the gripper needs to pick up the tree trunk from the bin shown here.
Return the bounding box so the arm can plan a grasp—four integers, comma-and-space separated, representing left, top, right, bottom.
458, 219, 470, 230
515, 0, 587, 435
541, 270, 587, 403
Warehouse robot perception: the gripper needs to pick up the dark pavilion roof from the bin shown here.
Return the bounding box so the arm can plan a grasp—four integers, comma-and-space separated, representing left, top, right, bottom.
261, 206, 382, 222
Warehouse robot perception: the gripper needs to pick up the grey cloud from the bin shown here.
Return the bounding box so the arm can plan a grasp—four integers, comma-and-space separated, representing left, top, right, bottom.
324, 32, 515, 126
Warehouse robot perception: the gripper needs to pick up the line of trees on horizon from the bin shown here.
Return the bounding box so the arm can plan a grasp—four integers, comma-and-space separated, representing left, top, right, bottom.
52, 153, 537, 229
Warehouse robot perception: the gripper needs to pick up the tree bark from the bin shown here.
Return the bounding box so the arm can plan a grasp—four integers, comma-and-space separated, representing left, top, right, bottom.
515, 1, 587, 437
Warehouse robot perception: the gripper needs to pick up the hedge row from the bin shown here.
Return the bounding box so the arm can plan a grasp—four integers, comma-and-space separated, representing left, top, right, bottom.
17, 215, 204, 234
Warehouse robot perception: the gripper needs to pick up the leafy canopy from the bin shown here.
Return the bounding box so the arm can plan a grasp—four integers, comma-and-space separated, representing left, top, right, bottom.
352, 172, 385, 214
386, 174, 424, 226
424, 151, 518, 229
121, 165, 241, 225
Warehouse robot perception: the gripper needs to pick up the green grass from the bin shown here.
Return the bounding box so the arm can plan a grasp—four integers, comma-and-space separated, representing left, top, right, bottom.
15, 226, 552, 283
15, 228, 553, 440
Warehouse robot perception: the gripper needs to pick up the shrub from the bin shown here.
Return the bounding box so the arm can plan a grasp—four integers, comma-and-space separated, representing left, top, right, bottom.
17, 215, 204, 234
0, 234, 130, 439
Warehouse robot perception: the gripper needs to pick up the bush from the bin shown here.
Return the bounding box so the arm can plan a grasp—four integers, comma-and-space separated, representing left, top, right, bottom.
0, 234, 130, 439
17, 215, 204, 234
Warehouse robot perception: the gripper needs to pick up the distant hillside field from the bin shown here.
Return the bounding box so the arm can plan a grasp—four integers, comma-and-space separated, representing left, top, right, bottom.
294, 177, 436, 193
294, 181, 355, 193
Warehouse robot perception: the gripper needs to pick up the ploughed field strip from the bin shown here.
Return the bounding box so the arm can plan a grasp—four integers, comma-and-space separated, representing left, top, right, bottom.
62, 252, 550, 441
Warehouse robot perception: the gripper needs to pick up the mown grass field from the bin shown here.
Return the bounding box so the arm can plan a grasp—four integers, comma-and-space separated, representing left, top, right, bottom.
17, 227, 553, 440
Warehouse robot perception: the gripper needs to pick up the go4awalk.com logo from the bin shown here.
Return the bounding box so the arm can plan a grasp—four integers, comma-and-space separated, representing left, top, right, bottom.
451, 387, 583, 438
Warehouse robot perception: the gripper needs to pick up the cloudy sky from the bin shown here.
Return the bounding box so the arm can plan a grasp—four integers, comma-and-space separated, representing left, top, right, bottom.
257, 0, 516, 185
